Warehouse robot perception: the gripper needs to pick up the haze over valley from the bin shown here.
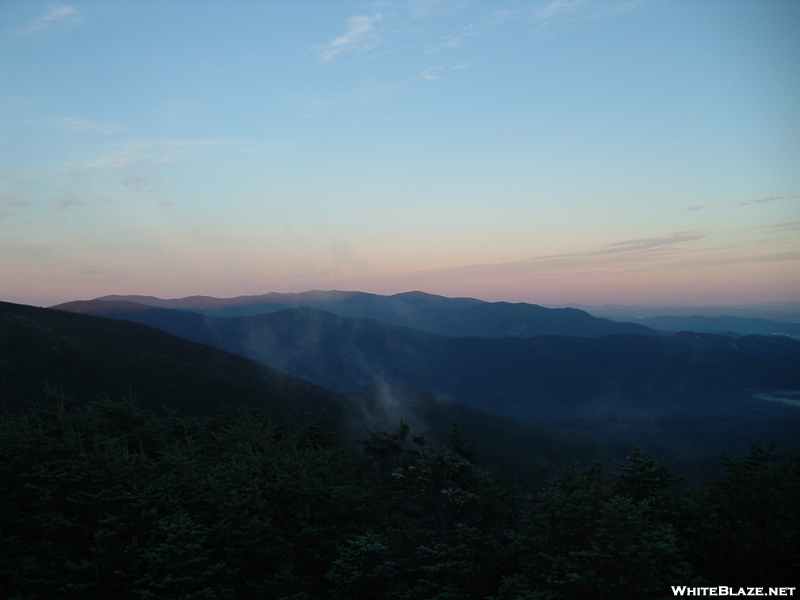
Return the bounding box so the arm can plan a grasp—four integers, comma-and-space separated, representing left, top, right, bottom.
41, 289, 800, 476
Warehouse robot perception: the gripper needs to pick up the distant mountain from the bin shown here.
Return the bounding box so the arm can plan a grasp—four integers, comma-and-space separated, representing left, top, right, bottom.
95, 290, 484, 318
84, 290, 659, 338
0, 300, 684, 479
48, 299, 800, 476
386, 301, 658, 338
606, 314, 800, 338
578, 302, 800, 322
55, 301, 800, 416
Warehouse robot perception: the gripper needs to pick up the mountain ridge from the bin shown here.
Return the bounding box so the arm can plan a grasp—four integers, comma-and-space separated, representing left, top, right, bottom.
1, 300, 666, 479
8, 299, 800, 477
58, 291, 660, 338
53, 300, 800, 417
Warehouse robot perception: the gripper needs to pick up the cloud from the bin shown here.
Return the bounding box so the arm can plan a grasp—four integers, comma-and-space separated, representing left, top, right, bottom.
755, 221, 800, 233
733, 193, 800, 207
61, 154, 148, 174
356, 230, 712, 286
685, 204, 706, 211
122, 172, 161, 193
55, 138, 237, 187
18, 5, 81, 35
55, 117, 128, 135
424, 27, 477, 52
529, 0, 648, 27
668, 250, 800, 269
409, 0, 455, 20
0, 192, 32, 220
310, 2, 647, 66
488, 9, 519, 25
535, 0, 587, 23
420, 66, 444, 81
586, 230, 706, 256
0, 192, 30, 209
54, 196, 112, 209
314, 13, 383, 63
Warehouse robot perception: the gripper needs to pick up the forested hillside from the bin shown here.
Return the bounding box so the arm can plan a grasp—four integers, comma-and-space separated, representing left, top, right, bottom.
0, 300, 345, 422
1, 396, 798, 599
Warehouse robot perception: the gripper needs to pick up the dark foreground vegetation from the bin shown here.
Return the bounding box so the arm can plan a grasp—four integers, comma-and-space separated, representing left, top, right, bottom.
2, 392, 798, 600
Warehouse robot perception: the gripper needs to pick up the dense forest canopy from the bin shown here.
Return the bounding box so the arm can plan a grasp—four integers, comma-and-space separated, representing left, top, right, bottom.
1, 391, 798, 599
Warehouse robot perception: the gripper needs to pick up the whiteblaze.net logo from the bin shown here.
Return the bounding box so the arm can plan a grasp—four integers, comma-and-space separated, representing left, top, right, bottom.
672, 587, 796, 597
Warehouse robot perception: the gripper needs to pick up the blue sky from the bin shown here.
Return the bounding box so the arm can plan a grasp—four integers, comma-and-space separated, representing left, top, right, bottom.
1, 0, 798, 306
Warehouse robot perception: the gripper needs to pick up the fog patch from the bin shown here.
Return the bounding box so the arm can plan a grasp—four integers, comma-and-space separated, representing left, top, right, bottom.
342, 382, 437, 447
754, 391, 800, 408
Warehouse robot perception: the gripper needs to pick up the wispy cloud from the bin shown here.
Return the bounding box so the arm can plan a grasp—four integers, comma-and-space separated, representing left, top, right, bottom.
55, 117, 128, 135
314, 13, 383, 63
534, 0, 647, 24
312, 2, 647, 67
535, 0, 588, 23
478, 0, 650, 30
0, 192, 32, 220
379, 230, 710, 285
685, 204, 706, 211
60, 138, 230, 165
420, 66, 444, 81
408, 0, 458, 20
122, 173, 161, 193
588, 230, 705, 256
667, 250, 800, 269
361, 229, 798, 288
54, 196, 112, 210
733, 193, 800, 207
60, 154, 149, 174
753, 221, 800, 233
424, 27, 477, 52
18, 5, 81, 36
0, 192, 30, 209
487, 9, 519, 25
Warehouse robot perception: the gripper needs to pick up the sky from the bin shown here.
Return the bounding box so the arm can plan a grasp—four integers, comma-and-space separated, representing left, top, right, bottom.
1, 0, 799, 307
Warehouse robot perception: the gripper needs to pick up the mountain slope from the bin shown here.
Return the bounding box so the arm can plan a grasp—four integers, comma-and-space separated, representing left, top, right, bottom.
23, 300, 800, 476
0, 300, 344, 421
55, 301, 800, 416
0, 300, 662, 479
388, 301, 658, 337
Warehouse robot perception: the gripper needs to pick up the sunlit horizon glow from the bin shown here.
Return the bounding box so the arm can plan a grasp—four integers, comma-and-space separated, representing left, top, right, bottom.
1, 1, 799, 308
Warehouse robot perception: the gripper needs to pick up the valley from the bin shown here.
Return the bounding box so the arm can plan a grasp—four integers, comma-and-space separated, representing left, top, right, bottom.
43, 291, 800, 478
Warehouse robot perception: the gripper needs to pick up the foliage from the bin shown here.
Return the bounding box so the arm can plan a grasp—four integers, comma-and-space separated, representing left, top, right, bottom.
1, 391, 797, 599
